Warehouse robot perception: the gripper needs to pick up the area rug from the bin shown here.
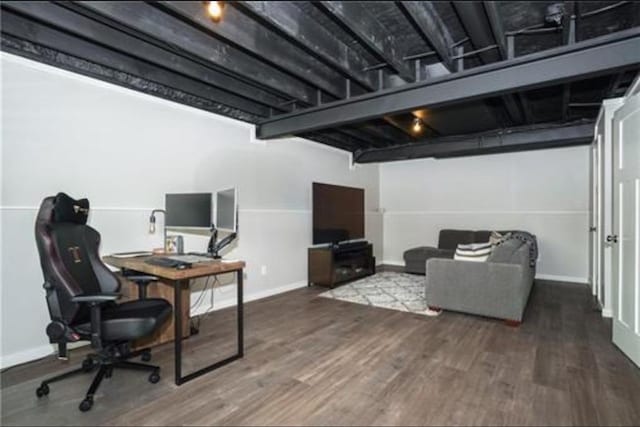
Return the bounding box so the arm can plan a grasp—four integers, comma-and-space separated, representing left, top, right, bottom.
318, 272, 441, 317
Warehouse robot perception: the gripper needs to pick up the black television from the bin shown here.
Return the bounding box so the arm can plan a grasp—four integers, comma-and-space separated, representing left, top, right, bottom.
313, 182, 365, 244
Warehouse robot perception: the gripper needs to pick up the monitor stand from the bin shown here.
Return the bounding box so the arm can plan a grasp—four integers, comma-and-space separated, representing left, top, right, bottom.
206, 228, 237, 259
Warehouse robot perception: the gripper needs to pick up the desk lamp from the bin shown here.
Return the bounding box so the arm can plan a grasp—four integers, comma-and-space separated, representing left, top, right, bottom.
149, 209, 167, 250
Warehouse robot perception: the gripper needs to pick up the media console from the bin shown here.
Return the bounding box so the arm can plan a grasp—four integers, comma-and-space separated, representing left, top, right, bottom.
308, 242, 375, 288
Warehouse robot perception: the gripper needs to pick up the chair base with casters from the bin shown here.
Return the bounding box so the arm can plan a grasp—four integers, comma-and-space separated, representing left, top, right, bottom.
36, 345, 160, 412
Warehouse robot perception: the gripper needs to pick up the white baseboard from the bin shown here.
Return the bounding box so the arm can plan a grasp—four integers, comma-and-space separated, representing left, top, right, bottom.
534, 274, 588, 284
601, 308, 613, 318
190, 280, 308, 317
381, 259, 404, 266
0, 344, 54, 370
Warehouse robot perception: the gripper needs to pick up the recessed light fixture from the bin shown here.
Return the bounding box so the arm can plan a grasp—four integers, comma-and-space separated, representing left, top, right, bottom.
412, 117, 424, 133
205, 1, 225, 22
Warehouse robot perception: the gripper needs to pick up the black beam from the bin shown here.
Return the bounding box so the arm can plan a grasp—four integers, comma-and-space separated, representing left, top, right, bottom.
0, 9, 264, 121
395, 1, 454, 71
157, 1, 349, 100
316, 1, 415, 82
237, 1, 376, 91
237, 1, 418, 139
257, 28, 640, 138
354, 122, 594, 163
360, 121, 415, 145
562, 2, 577, 122
484, 1, 533, 124
453, 1, 525, 125
3, 1, 285, 113
77, 1, 318, 105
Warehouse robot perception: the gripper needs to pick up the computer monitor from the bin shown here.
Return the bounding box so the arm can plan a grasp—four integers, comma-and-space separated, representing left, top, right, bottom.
215, 188, 237, 232
165, 193, 212, 230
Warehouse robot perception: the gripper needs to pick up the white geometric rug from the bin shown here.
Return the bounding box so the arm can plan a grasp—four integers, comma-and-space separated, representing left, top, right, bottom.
318, 272, 441, 317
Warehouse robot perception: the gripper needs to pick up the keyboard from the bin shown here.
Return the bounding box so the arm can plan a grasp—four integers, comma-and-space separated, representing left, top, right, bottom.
165, 255, 216, 263
144, 257, 191, 269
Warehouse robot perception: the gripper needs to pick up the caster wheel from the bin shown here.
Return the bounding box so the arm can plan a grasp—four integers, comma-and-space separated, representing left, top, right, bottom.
79, 397, 93, 412
36, 384, 49, 398
148, 370, 160, 384
141, 351, 152, 362
82, 358, 95, 372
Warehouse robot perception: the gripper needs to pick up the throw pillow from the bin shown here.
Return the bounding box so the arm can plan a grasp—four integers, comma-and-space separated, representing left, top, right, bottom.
454, 242, 492, 262
489, 231, 512, 246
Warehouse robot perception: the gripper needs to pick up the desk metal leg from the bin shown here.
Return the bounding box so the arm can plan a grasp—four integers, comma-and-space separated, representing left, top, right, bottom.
173, 270, 244, 386
174, 279, 183, 385
237, 269, 244, 357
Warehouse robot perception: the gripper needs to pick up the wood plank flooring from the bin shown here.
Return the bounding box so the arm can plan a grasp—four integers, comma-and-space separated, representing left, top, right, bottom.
2, 279, 640, 426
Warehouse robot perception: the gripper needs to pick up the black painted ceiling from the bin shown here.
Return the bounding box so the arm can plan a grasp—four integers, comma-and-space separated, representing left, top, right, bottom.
1, 1, 638, 157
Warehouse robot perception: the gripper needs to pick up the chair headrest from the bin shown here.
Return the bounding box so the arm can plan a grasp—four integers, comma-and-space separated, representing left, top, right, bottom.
45, 193, 90, 225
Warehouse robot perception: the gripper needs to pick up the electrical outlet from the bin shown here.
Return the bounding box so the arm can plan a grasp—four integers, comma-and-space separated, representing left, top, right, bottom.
261, 265, 267, 276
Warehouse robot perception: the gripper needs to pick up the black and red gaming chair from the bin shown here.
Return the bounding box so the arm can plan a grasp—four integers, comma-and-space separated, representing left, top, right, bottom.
34, 192, 172, 412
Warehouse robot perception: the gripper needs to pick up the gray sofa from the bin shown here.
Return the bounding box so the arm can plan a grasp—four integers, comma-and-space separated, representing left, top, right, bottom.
424, 233, 536, 325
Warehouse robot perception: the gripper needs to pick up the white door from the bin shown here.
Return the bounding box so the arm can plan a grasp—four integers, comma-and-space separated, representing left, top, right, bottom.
589, 141, 599, 298
612, 91, 640, 367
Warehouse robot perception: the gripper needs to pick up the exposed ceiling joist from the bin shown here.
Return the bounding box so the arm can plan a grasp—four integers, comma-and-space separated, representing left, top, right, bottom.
316, 1, 415, 82
453, 1, 525, 125
2, 1, 284, 114
157, 1, 349, 100
77, 1, 318, 105
395, 1, 454, 71
257, 28, 640, 139
484, 1, 534, 124
236, 1, 376, 91
355, 121, 594, 163
562, 1, 577, 122
0, 7, 265, 120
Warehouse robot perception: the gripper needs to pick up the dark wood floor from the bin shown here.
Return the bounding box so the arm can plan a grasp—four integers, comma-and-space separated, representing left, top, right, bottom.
2, 279, 640, 426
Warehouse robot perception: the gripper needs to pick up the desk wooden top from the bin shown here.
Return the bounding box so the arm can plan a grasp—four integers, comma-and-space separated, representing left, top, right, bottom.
103, 255, 245, 281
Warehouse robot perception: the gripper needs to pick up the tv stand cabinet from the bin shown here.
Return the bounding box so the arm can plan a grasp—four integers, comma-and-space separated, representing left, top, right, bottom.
308, 243, 375, 288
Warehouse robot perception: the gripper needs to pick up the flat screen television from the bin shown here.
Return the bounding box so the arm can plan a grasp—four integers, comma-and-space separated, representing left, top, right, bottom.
313, 182, 365, 244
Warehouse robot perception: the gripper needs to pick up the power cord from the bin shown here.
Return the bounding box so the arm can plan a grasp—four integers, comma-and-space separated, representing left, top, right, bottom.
189, 275, 221, 335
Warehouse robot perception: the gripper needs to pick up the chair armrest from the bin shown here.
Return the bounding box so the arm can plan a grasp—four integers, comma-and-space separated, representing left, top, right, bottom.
71, 293, 120, 303
70, 293, 119, 351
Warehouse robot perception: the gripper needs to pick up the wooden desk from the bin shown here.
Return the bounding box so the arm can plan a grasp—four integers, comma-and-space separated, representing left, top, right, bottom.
104, 255, 245, 385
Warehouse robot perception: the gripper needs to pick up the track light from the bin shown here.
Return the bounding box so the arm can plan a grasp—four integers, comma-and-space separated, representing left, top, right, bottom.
206, 1, 224, 22
412, 117, 424, 133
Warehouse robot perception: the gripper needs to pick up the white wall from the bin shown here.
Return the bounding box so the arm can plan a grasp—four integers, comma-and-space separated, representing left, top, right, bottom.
0, 52, 594, 369
380, 147, 590, 283
0, 53, 382, 368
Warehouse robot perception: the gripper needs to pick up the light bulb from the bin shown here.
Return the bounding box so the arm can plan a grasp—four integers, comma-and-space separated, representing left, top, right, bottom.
207, 1, 224, 21
412, 117, 423, 133
149, 215, 156, 234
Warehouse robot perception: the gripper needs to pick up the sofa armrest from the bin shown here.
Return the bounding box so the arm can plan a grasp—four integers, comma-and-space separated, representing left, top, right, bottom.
425, 258, 533, 321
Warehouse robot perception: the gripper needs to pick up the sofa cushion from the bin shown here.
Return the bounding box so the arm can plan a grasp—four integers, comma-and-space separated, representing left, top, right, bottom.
404, 246, 454, 261
487, 239, 524, 263
438, 230, 475, 250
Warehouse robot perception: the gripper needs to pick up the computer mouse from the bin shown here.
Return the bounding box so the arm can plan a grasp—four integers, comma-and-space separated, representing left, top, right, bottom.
176, 263, 189, 270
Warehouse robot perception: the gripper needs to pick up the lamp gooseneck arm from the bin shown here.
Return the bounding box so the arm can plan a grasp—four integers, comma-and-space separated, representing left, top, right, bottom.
149, 209, 167, 250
